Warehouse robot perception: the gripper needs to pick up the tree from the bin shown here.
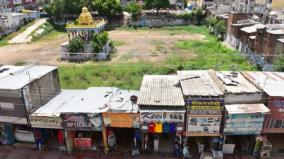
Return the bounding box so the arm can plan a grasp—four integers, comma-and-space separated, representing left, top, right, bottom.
93, 0, 122, 19
67, 37, 84, 53
143, 0, 170, 14
44, 0, 94, 21
125, 2, 142, 21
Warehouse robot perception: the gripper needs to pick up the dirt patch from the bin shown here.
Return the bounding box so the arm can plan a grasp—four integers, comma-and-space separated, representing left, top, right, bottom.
0, 34, 68, 65
0, 29, 204, 66
109, 29, 204, 63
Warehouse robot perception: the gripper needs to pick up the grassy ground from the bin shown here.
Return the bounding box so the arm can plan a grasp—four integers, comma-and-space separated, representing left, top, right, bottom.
59, 25, 256, 90
35, 29, 67, 42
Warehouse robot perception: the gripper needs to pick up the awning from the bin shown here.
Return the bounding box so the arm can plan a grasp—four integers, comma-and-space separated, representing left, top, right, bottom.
225, 103, 269, 114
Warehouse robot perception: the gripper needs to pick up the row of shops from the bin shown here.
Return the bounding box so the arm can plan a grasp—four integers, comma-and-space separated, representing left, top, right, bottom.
1, 65, 284, 157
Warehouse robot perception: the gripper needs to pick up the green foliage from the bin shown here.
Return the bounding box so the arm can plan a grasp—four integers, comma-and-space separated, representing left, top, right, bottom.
91, 31, 109, 53
126, 2, 142, 21
93, 0, 122, 19
143, 0, 170, 13
206, 16, 226, 38
176, 12, 194, 23
193, 8, 204, 25
67, 37, 84, 53
31, 22, 54, 41
274, 57, 284, 71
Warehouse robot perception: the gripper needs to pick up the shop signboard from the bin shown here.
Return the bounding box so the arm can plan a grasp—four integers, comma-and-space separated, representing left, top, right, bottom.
262, 97, 284, 133
30, 116, 62, 129
187, 116, 221, 136
187, 99, 224, 115
224, 114, 265, 135
102, 113, 140, 128
140, 111, 184, 123
62, 113, 103, 131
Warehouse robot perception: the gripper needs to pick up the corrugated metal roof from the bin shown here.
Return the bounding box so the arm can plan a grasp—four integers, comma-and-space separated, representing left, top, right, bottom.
60, 87, 119, 113
216, 71, 261, 94
0, 65, 24, 78
225, 103, 269, 114
60, 87, 139, 114
109, 90, 139, 113
242, 71, 284, 97
0, 65, 57, 90
31, 90, 85, 117
138, 75, 185, 106
178, 70, 223, 96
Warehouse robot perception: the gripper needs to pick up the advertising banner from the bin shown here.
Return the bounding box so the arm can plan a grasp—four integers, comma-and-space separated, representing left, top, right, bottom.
30, 116, 62, 129
187, 115, 221, 136
102, 113, 140, 128
140, 111, 184, 123
224, 114, 265, 135
62, 113, 103, 131
187, 99, 224, 115
262, 97, 284, 133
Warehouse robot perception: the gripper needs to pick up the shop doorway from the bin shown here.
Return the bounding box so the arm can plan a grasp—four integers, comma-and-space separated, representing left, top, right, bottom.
112, 128, 135, 151
34, 129, 64, 149
226, 135, 256, 155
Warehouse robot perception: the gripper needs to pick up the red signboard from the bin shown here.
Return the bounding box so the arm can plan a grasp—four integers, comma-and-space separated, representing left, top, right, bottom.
262, 97, 284, 133
74, 138, 92, 149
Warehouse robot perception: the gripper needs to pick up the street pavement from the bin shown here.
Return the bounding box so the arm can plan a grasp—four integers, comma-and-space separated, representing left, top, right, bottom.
9, 18, 48, 44
0, 145, 283, 159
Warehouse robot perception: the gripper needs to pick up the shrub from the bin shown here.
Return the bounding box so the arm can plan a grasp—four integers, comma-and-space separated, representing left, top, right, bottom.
91, 31, 109, 53
31, 22, 54, 41
67, 37, 84, 53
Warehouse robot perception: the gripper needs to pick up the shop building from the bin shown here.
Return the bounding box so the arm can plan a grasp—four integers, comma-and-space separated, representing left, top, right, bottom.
59, 87, 118, 154
29, 90, 84, 150
178, 70, 225, 155
0, 65, 61, 145
215, 71, 265, 155
138, 75, 185, 154
243, 71, 284, 156
101, 90, 140, 153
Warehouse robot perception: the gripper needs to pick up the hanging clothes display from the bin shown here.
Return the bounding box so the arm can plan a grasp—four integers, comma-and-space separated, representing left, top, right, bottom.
169, 123, 176, 134
3, 125, 14, 145
148, 122, 155, 134
57, 130, 64, 145
163, 123, 170, 134
155, 122, 162, 133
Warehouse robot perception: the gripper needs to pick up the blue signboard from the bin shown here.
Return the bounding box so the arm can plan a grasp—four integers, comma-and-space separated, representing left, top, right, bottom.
224, 114, 265, 135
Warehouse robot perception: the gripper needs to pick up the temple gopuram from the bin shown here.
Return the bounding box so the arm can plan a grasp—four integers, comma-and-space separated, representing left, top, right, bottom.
66, 7, 107, 41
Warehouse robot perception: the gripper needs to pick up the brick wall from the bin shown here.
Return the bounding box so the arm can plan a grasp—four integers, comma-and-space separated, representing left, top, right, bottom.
263, 32, 284, 63
227, 13, 249, 38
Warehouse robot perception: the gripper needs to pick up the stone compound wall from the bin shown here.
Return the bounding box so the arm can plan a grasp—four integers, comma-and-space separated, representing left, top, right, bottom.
61, 42, 111, 61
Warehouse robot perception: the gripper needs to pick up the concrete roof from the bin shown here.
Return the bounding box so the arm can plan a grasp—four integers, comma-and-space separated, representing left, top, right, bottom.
0, 65, 57, 90
31, 90, 85, 117
278, 38, 284, 43
60, 87, 139, 114
266, 24, 284, 35
242, 71, 284, 97
178, 70, 223, 97
0, 65, 24, 78
216, 71, 261, 94
241, 24, 265, 34
225, 103, 269, 114
138, 75, 185, 107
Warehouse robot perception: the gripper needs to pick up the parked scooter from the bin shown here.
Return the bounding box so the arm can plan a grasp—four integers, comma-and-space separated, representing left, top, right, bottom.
183, 145, 192, 159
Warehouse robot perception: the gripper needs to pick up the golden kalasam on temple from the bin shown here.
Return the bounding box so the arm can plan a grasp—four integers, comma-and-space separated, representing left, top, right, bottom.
78, 7, 94, 25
